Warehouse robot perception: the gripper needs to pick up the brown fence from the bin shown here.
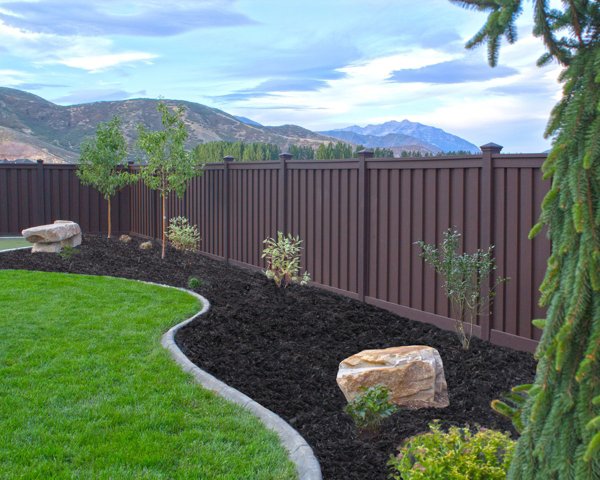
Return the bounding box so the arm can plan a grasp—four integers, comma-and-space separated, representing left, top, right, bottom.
1, 145, 550, 352
0, 161, 130, 236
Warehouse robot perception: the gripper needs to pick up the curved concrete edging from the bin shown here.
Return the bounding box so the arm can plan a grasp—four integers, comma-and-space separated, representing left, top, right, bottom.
155, 283, 322, 480
0, 246, 32, 253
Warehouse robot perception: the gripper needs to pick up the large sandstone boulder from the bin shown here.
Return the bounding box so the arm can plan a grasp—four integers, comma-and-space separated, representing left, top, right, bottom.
22, 220, 82, 253
336, 346, 449, 409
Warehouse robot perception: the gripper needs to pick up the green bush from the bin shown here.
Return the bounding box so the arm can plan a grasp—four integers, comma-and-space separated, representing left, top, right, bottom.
344, 385, 397, 431
261, 232, 310, 288
166, 217, 200, 252
388, 422, 515, 480
415, 229, 506, 350
59, 245, 79, 261
187, 276, 202, 290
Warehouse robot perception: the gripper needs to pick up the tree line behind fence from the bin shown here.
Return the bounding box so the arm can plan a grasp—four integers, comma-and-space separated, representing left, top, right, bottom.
0, 145, 550, 352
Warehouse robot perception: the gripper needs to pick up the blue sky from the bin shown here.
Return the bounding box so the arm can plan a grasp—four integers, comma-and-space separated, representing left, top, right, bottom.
0, 0, 562, 152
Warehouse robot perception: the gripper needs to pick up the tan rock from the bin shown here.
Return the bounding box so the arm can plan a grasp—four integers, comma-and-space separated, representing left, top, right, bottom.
337, 346, 449, 409
139, 241, 153, 250
31, 233, 81, 253
22, 221, 82, 253
22, 221, 81, 244
119, 234, 132, 243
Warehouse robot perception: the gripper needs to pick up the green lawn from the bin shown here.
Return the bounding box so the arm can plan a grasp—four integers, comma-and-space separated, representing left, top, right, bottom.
0, 270, 296, 480
0, 237, 30, 251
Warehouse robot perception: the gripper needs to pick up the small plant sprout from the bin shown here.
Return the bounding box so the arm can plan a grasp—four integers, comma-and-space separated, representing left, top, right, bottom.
167, 217, 200, 252
58, 245, 79, 261
415, 228, 506, 350
187, 276, 202, 290
344, 384, 397, 432
261, 232, 311, 288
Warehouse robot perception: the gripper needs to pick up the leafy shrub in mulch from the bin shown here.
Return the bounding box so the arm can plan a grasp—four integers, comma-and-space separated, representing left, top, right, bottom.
388, 421, 514, 480
344, 385, 397, 432
167, 217, 200, 252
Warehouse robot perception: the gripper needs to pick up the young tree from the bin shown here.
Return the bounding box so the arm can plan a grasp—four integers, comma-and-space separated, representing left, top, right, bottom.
77, 116, 132, 238
451, 2, 599, 478
137, 101, 201, 259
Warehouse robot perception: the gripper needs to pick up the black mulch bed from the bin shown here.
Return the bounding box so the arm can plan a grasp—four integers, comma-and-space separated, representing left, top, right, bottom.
1, 235, 537, 480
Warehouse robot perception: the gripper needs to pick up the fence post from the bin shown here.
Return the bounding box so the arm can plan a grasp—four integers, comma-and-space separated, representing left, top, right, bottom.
278, 152, 292, 234
223, 155, 234, 263
36, 160, 46, 226
480, 142, 503, 341
124, 161, 134, 235
357, 149, 374, 302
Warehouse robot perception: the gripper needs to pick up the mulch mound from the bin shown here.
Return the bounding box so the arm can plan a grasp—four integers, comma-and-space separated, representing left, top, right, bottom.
1, 236, 536, 480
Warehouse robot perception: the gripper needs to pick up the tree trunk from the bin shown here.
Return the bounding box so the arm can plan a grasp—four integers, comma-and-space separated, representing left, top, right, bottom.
161, 193, 166, 259
107, 197, 112, 238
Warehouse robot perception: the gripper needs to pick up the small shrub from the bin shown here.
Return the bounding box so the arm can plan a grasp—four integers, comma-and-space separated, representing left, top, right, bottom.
262, 232, 310, 288
187, 276, 202, 290
139, 241, 153, 250
415, 228, 506, 350
388, 422, 515, 480
166, 217, 200, 252
59, 245, 79, 261
344, 385, 397, 431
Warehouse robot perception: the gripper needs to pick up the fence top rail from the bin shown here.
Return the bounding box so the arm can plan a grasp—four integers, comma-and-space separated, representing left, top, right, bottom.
0, 152, 548, 171
229, 162, 280, 170
367, 158, 483, 170
493, 153, 547, 160
0, 163, 39, 169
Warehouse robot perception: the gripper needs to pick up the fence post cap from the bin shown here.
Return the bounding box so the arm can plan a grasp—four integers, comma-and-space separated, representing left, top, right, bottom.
357, 149, 374, 158
36, 159, 44, 164
279, 152, 293, 161
480, 143, 503, 153
223, 155, 234, 162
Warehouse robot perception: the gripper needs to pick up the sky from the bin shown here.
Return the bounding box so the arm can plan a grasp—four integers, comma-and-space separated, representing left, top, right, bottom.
0, 0, 563, 152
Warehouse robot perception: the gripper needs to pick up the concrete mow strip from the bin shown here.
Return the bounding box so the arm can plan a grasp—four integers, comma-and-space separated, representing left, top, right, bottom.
0, 250, 322, 480
143, 280, 323, 480
0, 246, 32, 253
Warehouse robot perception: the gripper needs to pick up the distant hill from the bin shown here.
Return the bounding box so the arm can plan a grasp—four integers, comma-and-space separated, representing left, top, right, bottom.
320, 120, 479, 154
0, 125, 77, 163
234, 115, 263, 127
0, 88, 334, 163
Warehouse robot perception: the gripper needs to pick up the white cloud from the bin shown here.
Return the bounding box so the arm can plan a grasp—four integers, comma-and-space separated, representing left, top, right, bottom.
0, 68, 29, 84
228, 39, 562, 152
0, 19, 157, 72
53, 51, 157, 72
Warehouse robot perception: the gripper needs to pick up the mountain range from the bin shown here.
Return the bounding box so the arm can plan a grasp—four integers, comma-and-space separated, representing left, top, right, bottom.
0, 88, 479, 163
319, 120, 479, 154
0, 88, 333, 164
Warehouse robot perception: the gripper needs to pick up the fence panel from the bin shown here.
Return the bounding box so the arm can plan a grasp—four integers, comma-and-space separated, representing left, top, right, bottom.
363, 157, 485, 335
490, 155, 550, 350
0, 162, 129, 236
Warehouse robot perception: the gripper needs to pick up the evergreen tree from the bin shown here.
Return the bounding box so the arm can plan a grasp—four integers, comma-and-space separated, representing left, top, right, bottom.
193, 141, 281, 163
77, 116, 133, 238
373, 147, 394, 158
137, 101, 201, 259
452, 1, 599, 478
289, 144, 315, 159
